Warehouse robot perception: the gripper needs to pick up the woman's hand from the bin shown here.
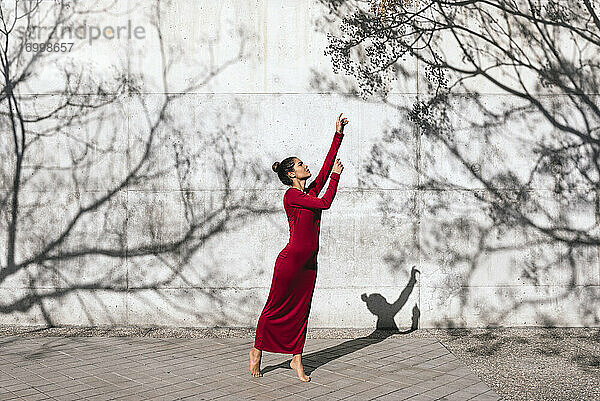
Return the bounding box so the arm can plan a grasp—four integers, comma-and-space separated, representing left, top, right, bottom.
332, 158, 344, 174
336, 113, 349, 133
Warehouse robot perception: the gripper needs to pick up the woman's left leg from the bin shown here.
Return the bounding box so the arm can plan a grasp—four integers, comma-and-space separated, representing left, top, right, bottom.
288, 257, 316, 382
290, 353, 311, 382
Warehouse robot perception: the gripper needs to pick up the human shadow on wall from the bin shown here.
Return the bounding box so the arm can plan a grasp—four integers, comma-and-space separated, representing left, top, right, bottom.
261, 266, 420, 375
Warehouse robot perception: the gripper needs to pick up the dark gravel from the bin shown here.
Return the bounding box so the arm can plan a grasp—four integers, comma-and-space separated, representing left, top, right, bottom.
429, 328, 600, 401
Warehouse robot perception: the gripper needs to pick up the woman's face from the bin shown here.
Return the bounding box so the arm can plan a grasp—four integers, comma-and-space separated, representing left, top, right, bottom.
289, 158, 311, 180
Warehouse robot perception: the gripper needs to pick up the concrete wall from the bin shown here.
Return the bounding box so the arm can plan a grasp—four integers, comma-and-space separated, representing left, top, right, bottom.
0, 0, 598, 328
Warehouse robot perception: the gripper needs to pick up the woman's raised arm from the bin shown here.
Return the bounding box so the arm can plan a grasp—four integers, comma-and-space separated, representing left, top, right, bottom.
308, 114, 348, 195
307, 130, 347, 196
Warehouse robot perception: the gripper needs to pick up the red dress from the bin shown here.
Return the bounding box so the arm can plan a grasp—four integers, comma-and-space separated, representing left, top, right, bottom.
254, 131, 344, 354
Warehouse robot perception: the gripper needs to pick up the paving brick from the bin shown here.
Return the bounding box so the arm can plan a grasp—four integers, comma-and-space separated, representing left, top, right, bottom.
373, 386, 421, 400
0, 381, 32, 392
0, 393, 22, 401
277, 383, 312, 395
343, 388, 394, 400
105, 395, 148, 401
18, 392, 49, 401
274, 395, 309, 401
7, 387, 46, 398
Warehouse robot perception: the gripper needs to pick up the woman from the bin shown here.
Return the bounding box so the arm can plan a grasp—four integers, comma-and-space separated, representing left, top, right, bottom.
249, 113, 349, 382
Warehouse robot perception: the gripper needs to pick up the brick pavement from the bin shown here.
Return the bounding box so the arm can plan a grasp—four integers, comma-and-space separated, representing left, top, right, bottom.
0, 334, 501, 400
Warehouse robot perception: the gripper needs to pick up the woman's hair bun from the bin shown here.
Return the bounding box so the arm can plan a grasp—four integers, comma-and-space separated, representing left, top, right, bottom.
272, 161, 280, 173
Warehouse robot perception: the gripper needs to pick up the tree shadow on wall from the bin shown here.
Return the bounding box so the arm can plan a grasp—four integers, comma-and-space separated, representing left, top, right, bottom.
0, 0, 273, 329
261, 266, 420, 375
313, 0, 600, 328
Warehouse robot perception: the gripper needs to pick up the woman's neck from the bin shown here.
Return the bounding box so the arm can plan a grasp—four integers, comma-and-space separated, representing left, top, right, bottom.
292, 180, 306, 192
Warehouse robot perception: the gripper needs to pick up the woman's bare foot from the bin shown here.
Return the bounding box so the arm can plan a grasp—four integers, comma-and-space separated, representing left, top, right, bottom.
249, 348, 263, 377
290, 354, 310, 382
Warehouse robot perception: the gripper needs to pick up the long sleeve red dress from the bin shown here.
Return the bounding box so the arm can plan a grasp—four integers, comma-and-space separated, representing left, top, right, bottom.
254, 131, 344, 354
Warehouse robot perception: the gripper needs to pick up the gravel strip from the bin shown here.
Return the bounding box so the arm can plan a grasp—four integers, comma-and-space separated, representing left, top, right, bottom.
429, 328, 600, 401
